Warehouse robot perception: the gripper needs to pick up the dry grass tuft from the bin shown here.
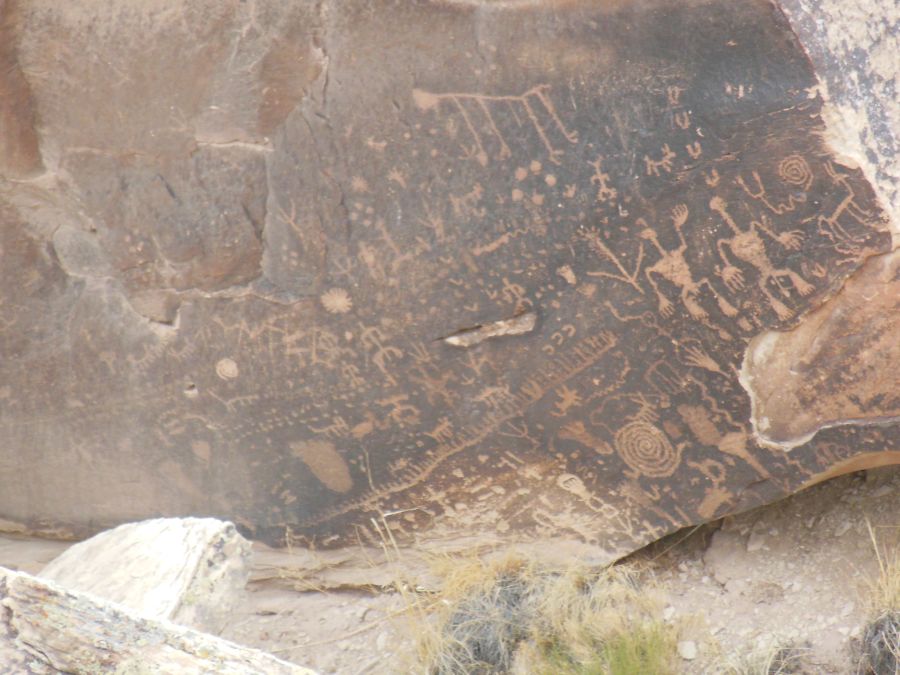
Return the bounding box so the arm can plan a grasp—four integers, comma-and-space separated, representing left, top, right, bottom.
864, 521, 900, 618
856, 520, 900, 674
412, 555, 678, 675
859, 614, 900, 675
720, 642, 809, 675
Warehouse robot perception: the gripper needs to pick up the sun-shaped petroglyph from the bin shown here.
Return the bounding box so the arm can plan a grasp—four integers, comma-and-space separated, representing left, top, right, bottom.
320, 288, 353, 314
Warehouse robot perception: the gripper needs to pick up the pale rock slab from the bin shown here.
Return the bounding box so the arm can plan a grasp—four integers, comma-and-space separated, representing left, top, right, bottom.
0, 565, 316, 674
40, 518, 251, 634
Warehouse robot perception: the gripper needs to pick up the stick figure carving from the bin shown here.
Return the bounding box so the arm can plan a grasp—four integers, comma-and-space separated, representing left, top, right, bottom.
709, 197, 813, 320
639, 205, 738, 320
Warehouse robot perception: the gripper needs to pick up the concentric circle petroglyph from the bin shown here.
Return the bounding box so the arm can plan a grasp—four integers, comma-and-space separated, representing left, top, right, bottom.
614, 421, 681, 478
215, 358, 239, 380
778, 154, 813, 189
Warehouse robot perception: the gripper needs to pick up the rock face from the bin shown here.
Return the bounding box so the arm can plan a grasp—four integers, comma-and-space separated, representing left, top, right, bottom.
0, 0, 896, 560
39, 518, 252, 634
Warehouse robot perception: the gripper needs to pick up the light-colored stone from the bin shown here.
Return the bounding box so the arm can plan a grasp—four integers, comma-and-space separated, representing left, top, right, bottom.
677, 640, 698, 660
0, 565, 315, 674
40, 518, 251, 634
746, 530, 767, 553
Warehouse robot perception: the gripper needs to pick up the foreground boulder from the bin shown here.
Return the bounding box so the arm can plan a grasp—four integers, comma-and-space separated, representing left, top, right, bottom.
39, 518, 251, 634
0, 566, 315, 674
0, 0, 897, 561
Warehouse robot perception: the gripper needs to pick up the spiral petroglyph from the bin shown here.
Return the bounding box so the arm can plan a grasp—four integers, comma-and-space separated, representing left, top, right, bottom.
614, 421, 681, 478
778, 155, 813, 189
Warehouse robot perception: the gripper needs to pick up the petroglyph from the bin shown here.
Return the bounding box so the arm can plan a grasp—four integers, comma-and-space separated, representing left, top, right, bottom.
412, 85, 578, 165
639, 205, 738, 320
291, 440, 354, 493
710, 196, 813, 320
589, 155, 617, 203
644, 144, 676, 176
817, 162, 879, 248
615, 420, 682, 478
0, 0, 894, 559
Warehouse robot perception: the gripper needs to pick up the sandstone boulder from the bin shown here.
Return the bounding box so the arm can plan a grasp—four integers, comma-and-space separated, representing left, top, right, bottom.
39, 518, 251, 634
0, 566, 315, 674
0, 0, 896, 562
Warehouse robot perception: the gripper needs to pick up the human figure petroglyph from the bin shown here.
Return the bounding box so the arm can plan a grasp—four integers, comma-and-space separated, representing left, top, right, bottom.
665, 85, 692, 129
589, 155, 617, 203
359, 324, 403, 384
709, 196, 813, 320
639, 204, 738, 320
551, 384, 583, 417
341, 363, 365, 389
412, 84, 578, 165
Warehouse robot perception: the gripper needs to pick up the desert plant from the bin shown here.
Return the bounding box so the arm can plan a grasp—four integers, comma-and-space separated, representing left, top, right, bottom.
720, 642, 809, 675
526, 565, 676, 675
857, 521, 900, 674
417, 556, 678, 675
859, 613, 900, 675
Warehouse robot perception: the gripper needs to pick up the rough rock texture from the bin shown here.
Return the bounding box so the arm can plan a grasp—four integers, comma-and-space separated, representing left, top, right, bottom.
742, 0, 900, 467
779, 0, 900, 231
39, 518, 252, 634
743, 252, 899, 450
0, 566, 316, 674
0, 0, 896, 561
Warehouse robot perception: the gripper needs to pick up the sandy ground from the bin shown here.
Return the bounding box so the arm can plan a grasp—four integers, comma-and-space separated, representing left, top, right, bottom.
1, 465, 898, 673
644, 466, 899, 673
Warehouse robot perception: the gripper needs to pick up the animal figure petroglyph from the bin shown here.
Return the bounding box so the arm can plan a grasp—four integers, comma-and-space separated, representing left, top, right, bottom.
639, 205, 738, 320
817, 161, 876, 245
709, 197, 812, 320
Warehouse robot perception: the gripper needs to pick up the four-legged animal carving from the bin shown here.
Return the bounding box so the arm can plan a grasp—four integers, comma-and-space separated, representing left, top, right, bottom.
817, 161, 875, 244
